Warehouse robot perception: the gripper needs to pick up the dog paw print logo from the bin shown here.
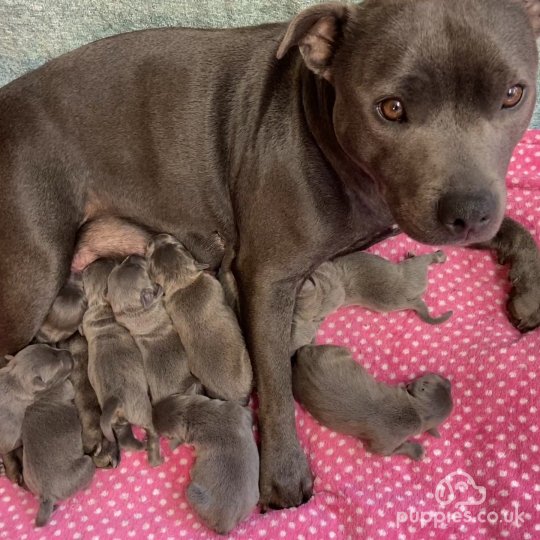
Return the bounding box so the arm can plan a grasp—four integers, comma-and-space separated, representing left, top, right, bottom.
435, 471, 486, 507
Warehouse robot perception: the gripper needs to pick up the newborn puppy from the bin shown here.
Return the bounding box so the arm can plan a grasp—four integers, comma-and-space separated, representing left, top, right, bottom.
153, 394, 259, 534
107, 255, 200, 402
34, 272, 87, 344
291, 250, 451, 352
22, 379, 95, 526
292, 345, 453, 460
60, 334, 120, 468
147, 234, 252, 402
0, 345, 73, 455
82, 259, 161, 466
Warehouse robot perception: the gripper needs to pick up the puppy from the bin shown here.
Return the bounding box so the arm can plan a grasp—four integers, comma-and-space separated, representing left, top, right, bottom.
22, 379, 95, 526
60, 333, 120, 468
153, 394, 259, 534
0, 345, 73, 455
106, 255, 200, 402
147, 234, 252, 402
81, 259, 161, 466
291, 250, 452, 352
34, 272, 87, 344
292, 345, 453, 460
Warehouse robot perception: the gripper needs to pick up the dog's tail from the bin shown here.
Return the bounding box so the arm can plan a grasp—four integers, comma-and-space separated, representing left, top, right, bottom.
100, 396, 122, 442
413, 301, 452, 325
35, 498, 55, 527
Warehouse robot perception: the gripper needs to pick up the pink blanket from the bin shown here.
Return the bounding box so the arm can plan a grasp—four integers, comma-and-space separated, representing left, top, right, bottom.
1, 131, 539, 540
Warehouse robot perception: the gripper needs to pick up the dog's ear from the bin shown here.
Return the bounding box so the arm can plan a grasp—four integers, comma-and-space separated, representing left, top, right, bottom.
276, 3, 350, 81
140, 288, 158, 309
521, 0, 540, 36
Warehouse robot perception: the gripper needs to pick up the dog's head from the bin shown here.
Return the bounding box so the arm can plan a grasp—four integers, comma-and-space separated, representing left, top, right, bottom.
278, 0, 539, 245
107, 255, 164, 315
146, 233, 209, 289
406, 372, 453, 430
5, 344, 73, 395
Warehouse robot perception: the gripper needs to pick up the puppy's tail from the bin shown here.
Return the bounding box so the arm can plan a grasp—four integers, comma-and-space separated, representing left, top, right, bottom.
35, 498, 55, 527
100, 396, 122, 442
413, 301, 452, 325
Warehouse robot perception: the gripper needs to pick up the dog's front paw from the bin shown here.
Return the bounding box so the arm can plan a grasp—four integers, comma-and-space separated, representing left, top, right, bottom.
259, 442, 313, 511
92, 438, 120, 469
507, 259, 540, 332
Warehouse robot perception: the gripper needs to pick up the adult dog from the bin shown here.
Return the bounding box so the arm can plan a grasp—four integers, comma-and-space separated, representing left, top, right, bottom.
0, 0, 539, 510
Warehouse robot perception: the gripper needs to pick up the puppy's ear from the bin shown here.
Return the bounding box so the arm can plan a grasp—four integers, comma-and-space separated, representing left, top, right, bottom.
195, 262, 210, 271
521, 0, 540, 36
4, 354, 14, 363
153, 284, 164, 301
276, 3, 350, 81
427, 428, 441, 438
140, 288, 158, 309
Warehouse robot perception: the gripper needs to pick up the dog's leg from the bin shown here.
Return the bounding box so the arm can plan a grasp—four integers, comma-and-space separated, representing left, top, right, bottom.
238, 271, 313, 510
473, 217, 540, 331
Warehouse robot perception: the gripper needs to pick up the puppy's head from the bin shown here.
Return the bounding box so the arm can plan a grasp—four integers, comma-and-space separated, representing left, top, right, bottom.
146, 234, 209, 288
406, 373, 453, 431
82, 259, 116, 303
35, 272, 87, 344
7, 344, 73, 395
107, 255, 163, 315
278, 0, 539, 245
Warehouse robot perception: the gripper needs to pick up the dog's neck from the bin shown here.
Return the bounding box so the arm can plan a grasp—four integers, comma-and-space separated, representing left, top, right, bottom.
299, 65, 396, 248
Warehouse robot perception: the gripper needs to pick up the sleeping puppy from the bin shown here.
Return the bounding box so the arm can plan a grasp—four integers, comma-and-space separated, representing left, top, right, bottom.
60, 334, 120, 468
147, 234, 252, 403
81, 259, 161, 466
22, 379, 95, 526
34, 272, 87, 344
153, 394, 259, 534
0, 344, 73, 456
292, 345, 453, 460
291, 250, 451, 352
106, 255, 201, 402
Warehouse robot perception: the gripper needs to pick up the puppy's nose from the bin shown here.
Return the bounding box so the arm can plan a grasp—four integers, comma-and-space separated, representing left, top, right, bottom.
437, 191, 496, 238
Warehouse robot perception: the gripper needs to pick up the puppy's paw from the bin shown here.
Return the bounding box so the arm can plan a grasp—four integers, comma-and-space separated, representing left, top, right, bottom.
507, 258, 540, 332
433, 250, 446, 263
259, 442, 313, 511
407, 442, 425, 461
92, 438, 120, 469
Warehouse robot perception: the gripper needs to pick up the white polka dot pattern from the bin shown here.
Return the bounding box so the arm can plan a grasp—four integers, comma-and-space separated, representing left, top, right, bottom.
1, 131, 539, 539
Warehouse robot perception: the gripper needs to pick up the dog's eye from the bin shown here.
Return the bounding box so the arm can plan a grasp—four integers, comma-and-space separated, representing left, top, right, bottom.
378, 98, 405, 122
502, 85, 524, 109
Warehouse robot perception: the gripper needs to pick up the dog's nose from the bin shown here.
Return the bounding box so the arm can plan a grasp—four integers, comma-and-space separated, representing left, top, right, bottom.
437, 191, 496, 238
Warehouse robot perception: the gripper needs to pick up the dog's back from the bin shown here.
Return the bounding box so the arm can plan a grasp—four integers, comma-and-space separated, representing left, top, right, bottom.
292, 345, 421, 443
22, 380, 95, 526
153, 394, 259, 534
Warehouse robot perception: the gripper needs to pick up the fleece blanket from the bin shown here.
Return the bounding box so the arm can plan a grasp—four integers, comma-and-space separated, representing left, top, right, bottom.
0, 131, 539, 539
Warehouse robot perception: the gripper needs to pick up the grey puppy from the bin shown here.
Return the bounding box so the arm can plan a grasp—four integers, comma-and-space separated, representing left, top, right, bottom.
292, 345, 453, 460
22, 379, 95, 526
153, 394, 259, 535
147, 234, 252, 403
81, 259, 161, 466
291, 250, 452, 352
34, 272, 87, 344
106, 255, 200, 402
0, 344, 73, 456
60, 333, 120, 468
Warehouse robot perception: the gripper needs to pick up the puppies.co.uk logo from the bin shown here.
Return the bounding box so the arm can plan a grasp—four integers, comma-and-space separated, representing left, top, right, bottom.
396, 470, 526, 530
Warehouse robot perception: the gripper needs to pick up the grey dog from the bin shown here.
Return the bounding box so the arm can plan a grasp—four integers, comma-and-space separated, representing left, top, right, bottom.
291, 250, 452, 352
22, 379, 95, 526
34, 272, 87, 345
81, 259, 161, 466
293, 345, 453, 460
60, 333, 120, 468
0, 345, 73, 456
147, 234, 253, 403
153, 394, 259, 534
1, 0, 539, 509
107, 255, 200, 402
